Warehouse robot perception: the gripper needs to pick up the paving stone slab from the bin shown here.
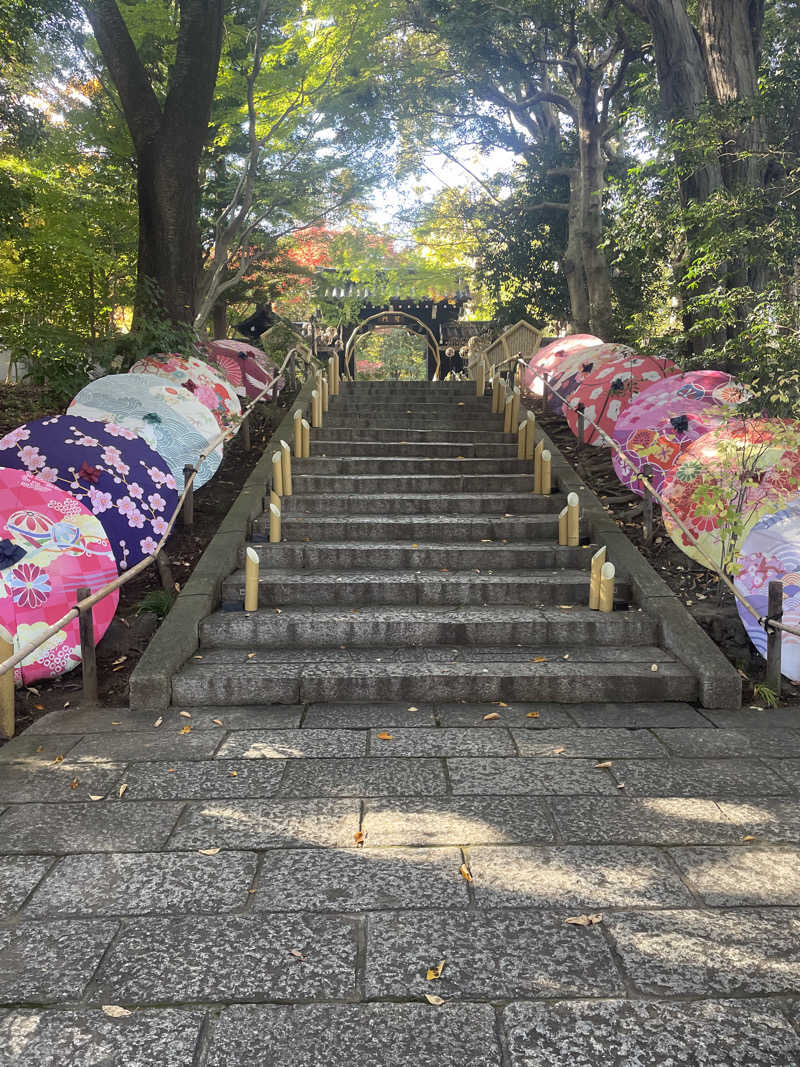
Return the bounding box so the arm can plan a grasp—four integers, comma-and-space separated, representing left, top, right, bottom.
655, 728, 800, 758
764, 759, 800, 791
512, 728, 667, 758
0, 801, 183, 853
67, 730, 222, 762
501, 998, 800, 1067
610, 758, 793, 796
362, 797, 555, 845
28, 706, 304, 733
279, 758, 447, 797
0, 1008, 205, 1067
718, 798, 800, 841
0, 761, 126, 804
702, 708, 800, 729
252, 847, 467, 911
120, 759, 286, 801
0, 735, 82, 763
369, 727, 516, 757
96, 914, 358, 1003
204, 1003, 502, 1067
468, 845, 693, 909
168, 798, 360, 849
448, 758, 619, 795
0, 920, 117, 1003
25, 851, 257, 917
568, 702, 712, 729
365, 909, 622, 1000
551, 797, 741, 844
435, 703, 575, 729
215, 729, 365, 759
670, 846, 800, 905
605, 909, 800, 995
303, 703, 436, 728
0, 856, 52, 917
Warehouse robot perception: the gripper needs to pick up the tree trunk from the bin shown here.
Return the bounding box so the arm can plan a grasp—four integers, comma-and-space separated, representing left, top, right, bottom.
562, 170, 591, 333
212, 301, 227, 338
576, 79, 613, 340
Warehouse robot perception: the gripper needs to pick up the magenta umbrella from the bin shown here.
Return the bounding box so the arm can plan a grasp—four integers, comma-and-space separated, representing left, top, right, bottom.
523, 334, 601, 395
202, 340, 282, 400
547, 343, 636, 414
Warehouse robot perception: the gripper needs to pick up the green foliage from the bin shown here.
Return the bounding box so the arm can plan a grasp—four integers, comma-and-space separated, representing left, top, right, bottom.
752, 683, 779, 708
355, 327, 427, 379
135, 588, 176, 620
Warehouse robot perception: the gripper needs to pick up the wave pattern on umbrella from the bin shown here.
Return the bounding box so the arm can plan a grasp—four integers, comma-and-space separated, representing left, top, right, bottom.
129, 353, 241, 431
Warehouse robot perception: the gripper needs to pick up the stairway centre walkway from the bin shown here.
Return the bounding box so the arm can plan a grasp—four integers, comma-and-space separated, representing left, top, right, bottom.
0, 380, 799, 1064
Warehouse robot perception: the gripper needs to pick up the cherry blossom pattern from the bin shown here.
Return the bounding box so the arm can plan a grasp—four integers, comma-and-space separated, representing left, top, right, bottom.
130, 352, 241, 431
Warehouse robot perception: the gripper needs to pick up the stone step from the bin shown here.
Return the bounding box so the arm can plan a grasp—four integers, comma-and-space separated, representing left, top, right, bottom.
338, 382, 476, 392
328, 403, 492, 416
239, 541, 592, 571
320, 416, 500, 430
254, 513, 561, 542
219, 568, 630, 607
298, 457, 532, 475
312, 427, 513, 443
172, 654, 698, 705
308, 442, 520, 458
200, 604, 658, 650
291, 474, 535, 494
280, 492, 562, 517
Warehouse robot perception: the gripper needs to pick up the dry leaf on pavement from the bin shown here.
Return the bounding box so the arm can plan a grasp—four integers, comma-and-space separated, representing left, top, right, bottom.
426, 959, 446, 981
482, 712, 500, 721
102, 1006, 132, 1018
198, 848, 221, 855
459, 863, 473, 883
565, 913, 602, 926
425, 994, 445, 1005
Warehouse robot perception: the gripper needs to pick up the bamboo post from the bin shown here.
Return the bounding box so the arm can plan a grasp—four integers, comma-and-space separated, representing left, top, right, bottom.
567, 491, 580, 546
541, 378, 550, 412
271, 451, 283, 496
503, 395, 514, 434
577, 404, 585, 447
0, 624, 14, 739
517, 421, 527, 459
766, 580, 783, 697
280, 440, 292, 496
155, 550, 174, 593
558, 506, 568, 546
525, 411, 536, 460
598, 562, 616, 613
311, 389, 321, 428
301, 418, 311, 458
322, 375, 329, 413
589, 546, 607, 610
533, 440, 544, 494
77, 587, 98, 705
269, 502, 281, 544
293, 409, 303, 458
491, 377, 500, 413
328, 356, 336, 395
642, 463, 654, 545
241, 413, 251, 451
182, 465, 194, 530
541, 449, 552, 495
270, 489, 281, 513
244, 546, 260, 611
476, 359, 486, 397
496, 379, 507, 416
510, 387, 520, 431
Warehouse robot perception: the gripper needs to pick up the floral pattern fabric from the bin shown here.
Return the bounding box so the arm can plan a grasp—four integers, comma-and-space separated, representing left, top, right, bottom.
0, 415, 179, 571
0, 467, 118, 685
69, 373, 222, 490
547, 343, 636, 414
202, 339, 283, 400
130, 353, 241, 431
524, 334, 601, 394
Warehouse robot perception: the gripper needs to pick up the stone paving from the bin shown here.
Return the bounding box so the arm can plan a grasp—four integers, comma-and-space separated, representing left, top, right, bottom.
1, 701, 800, 1063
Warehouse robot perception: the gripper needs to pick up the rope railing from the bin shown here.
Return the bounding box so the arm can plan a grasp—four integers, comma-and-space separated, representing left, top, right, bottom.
0, 344, 316, 684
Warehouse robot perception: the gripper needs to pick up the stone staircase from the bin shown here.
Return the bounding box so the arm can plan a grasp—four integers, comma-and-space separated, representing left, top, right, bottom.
171, 379, 701, 709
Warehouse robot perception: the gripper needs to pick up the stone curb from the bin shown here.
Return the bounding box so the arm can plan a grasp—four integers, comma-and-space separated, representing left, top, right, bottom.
129, 378, 318, 711
527, 404, 741, 710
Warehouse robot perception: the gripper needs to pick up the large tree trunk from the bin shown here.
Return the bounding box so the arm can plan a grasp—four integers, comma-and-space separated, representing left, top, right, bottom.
562, 169, 591, 333
212, 301, 228, 338
576, 80, 613, 340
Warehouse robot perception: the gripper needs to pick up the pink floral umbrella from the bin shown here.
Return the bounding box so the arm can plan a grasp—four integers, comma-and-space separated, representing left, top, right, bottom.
660, 418, 800, 572
611, 371, 751, 496
547, 343, 636, 414
129, 353, 241, 432
524, 334, 601, 394
0, 467, 118, 686
202, 340, 279, 400
563, 353, 679, 446
0, 416, 179, 571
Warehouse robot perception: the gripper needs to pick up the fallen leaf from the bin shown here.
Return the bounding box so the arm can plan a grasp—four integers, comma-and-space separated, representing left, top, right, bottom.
36, 745, 43, 753
408, 706, 418, 712
617, 782, 625, 790
553, 746, 565, 754
565, 913, 603, 926
54, 754, 64, 763
247, 652, 256, 659
112, 656, 127, 666
650, 664, 659, 672
34, 703, 44, 711
167, 768, 175, 773
594, 761, 613, 769
212, 718, 224, 726
153, 716, 163, 728
70, 778, 79, 789
411, 543, 419, 548
89, 795, 104, 801
198, 848, 221, 855
228, 770, 238, 777
496, 701, 509, 707
426, 959, 446, 981
526, 711, 540, 718
112, 721, 122, 725
743, 835, 757, 842
377, 732, 394, 740
179, 725, 191, 735
483, 712, 500, 721
563, 654, 570, 660
193, 655, 203, 660
459, 863, 473, 883
63, 701, 70, 709
179, 711, 192, 719
532, 657, 547, 663
118, 784, 127, 798
353, 830, 366, 845
289, 949, 307, 960
102, 1005, 132, 1018
424, 994, 445, 1005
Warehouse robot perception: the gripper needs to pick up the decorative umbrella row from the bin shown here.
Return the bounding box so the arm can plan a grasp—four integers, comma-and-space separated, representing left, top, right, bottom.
1, 341, 283, 686
525, 337, 800, 681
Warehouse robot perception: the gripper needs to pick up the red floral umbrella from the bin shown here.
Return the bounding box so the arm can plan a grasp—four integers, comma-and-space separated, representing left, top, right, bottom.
563, 353, 679, 446
547, 343, 636, 414
0, 467, 118, 685
524, 334, 601, 394
202, 340, 282, 400
129, 353, 241, 432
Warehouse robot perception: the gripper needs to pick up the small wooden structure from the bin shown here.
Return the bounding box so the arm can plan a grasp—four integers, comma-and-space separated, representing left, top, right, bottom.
483, 320, 543, 377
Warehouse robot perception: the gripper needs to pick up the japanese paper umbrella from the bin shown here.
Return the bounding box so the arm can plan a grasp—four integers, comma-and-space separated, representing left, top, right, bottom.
563, 353, 678, 446
69, 373, 222, 491
129, 353, 241, 431
734, 499, 800, 682
524, 334, 601, 393
204, 340, 273, 399
611, 371, 751, 496
547, 343, 636, 414
0, 466, 118, 685
660, 418, 800, 572
0, 415, 179, 572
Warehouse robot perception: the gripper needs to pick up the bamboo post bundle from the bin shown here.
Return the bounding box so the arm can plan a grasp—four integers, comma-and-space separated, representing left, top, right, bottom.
476, 358, 486, 397
293, 408, 303, 457
269, 502, 281, 544
589, 546, 607, 610
517, 421, 528, 459
533, 440, 544, 494
271, 451, 284, 496
567, 491, 580, 546
510, 387, 520, 431
322, 375, 329, 413
77, 586, 98, 705
270, 489, 280, 513
280, 440, 292, 495
558, 506, 568, 546
525, 411, 536, 460
301, 418, 311, 458
0, 624, 14, 739
541, 449, 552, 495
599, 561, 615, 612
244, 546, 260, 611
311, 389, 321, 428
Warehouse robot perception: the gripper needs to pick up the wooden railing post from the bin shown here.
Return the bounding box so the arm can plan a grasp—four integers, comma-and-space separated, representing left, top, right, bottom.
269, 502, 281, 543
766, 580, 783, 697
476, 359, 486, 397
301, 418, 311, 458
77, 587, 98, 705
541, 449, 552, 495
280, 440, 293, 496
312, 389, 321, 428
567, 491, 580, 546
322, 375, 329, 413
525, 411, 536, 460
589, 546, 607, 610
293, 409, 303, 458
272, 450, 284, 496
0, 624, 14, 739
517, 421, 527, 459
182, 465, 194, 530
244, 546, 260, 611
510, 387, 520, 432
599, 562, 616, 612
558, 507, 568, 546
534, 440, 544, 494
